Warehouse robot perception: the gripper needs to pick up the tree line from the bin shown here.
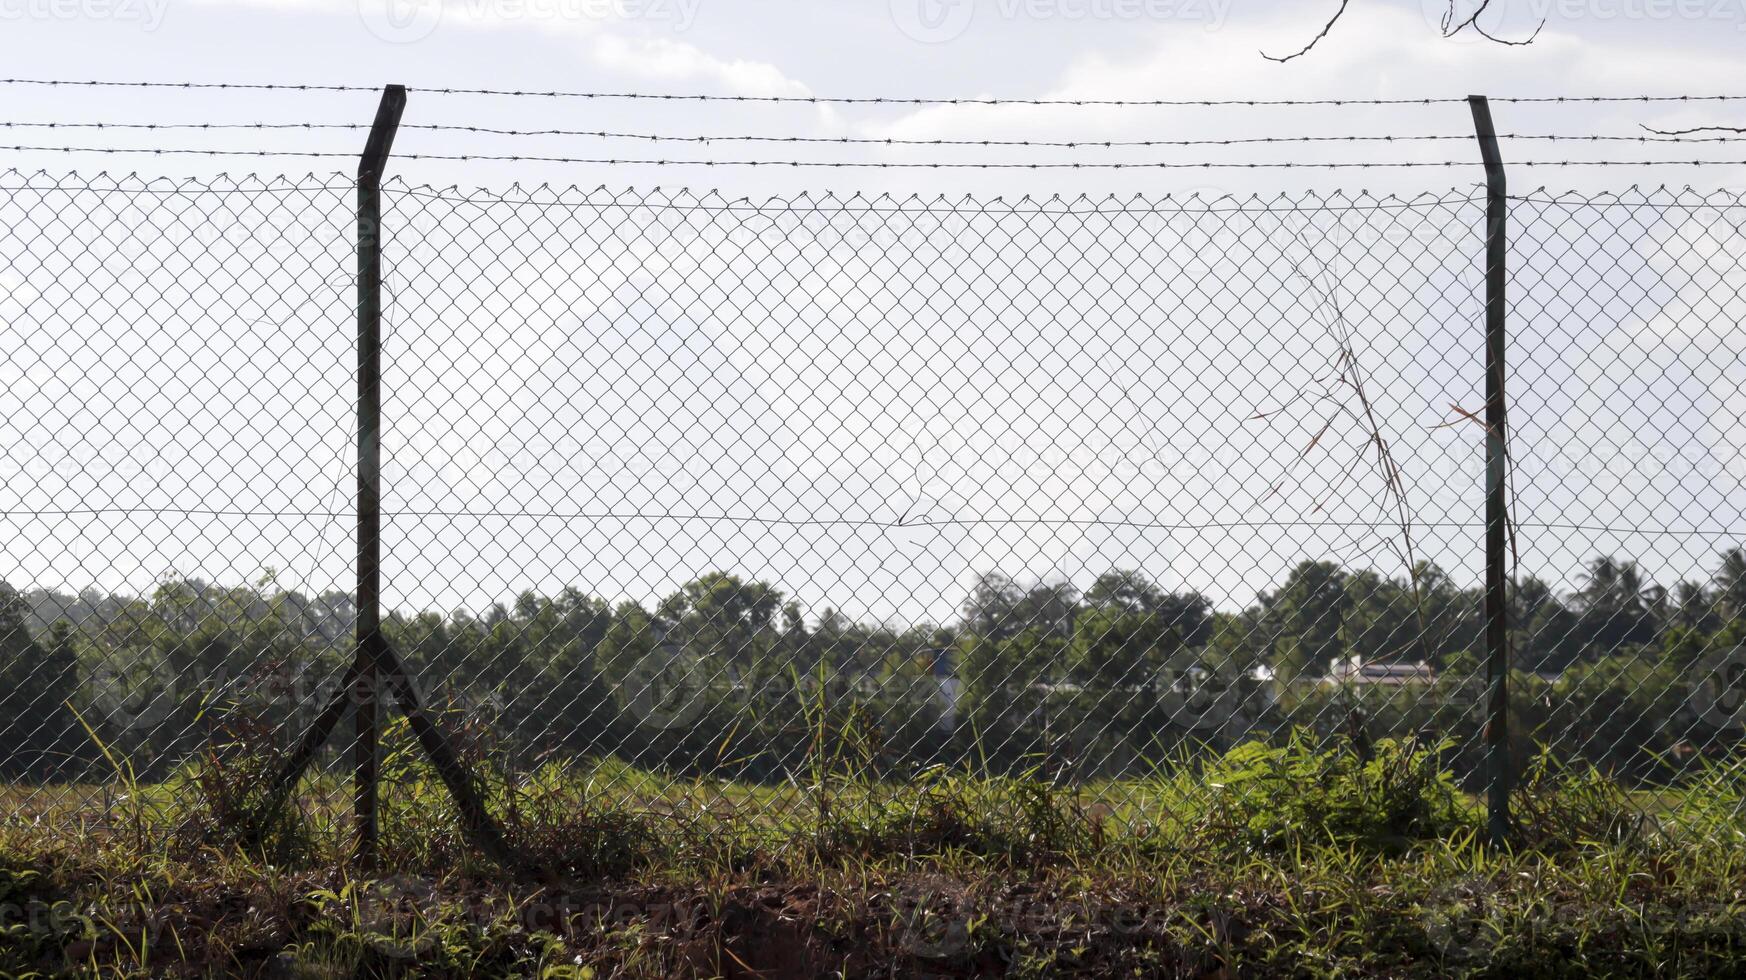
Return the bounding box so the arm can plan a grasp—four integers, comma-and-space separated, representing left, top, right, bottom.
2, 548, 1743, 785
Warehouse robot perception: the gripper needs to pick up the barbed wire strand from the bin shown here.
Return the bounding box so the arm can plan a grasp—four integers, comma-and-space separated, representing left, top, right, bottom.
5, 79, 1746, 106
6, 122, 1746, 146
6, 145, 1746, 167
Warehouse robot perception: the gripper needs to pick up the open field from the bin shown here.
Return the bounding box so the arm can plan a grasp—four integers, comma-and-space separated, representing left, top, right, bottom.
5, 734, 1746, 979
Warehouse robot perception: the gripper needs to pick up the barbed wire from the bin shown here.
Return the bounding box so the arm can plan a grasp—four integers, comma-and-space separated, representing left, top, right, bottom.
0, 79, 381, 93
6, 79, 1746, 106
6, 122, 1746, 147
1642, 124, 1746, 137
7, 145, 1746, 168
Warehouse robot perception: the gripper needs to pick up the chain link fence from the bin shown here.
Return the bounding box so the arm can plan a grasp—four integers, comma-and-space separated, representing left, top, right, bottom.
1, 170, 1742, 846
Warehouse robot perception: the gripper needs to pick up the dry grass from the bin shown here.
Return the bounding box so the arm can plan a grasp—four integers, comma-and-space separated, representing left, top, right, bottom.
4, 734, 1746, 978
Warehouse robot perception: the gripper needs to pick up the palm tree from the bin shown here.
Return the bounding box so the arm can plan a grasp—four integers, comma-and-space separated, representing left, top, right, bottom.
1715, 548, 1746, 620
1572, 556, 1660, 656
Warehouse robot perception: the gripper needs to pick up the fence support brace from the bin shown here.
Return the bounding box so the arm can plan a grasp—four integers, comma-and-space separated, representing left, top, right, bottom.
254, 84, 521, 874
1469, 95, 1512, 845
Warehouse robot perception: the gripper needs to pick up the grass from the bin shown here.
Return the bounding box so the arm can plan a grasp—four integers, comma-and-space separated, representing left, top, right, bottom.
3, 729, 1746, 978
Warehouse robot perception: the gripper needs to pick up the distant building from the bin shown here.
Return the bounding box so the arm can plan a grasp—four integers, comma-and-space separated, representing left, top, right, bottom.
1325, 656, 1434, 687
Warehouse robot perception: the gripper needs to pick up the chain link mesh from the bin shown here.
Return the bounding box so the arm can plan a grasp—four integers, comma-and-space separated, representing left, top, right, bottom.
1, 171, 1741, 844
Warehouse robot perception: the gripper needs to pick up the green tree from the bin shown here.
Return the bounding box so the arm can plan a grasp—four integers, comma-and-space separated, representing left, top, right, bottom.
958, 627, 1058, 769
961, 572, 1025, 639
0, 590, 88, 779
1715, 547, 1746, 620
1515, 575, 1581, 672
1072, 571, 1210, 688
1083, 570, 1163, 613
1070, 604, 1163, 689
1573, 557, 1661, 657
1266, 560, 1351, 678
595, 600, 657, 688
657, 572, 783, 683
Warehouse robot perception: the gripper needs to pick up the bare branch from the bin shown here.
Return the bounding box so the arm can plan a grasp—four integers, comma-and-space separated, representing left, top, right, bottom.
1264, 0, 1541, 62
1468, 18, 1545, 45
1261, 0, 1350, 63
1443, 0, 1544, 44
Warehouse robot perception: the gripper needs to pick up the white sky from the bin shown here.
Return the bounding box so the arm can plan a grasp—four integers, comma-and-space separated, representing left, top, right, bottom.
1, 0, 1744, 624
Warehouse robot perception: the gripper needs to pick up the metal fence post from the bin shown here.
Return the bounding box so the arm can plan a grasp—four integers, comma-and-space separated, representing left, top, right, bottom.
354, 84, 407, 866
1468, 94, 1511, 845
253, 89, 519, 870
